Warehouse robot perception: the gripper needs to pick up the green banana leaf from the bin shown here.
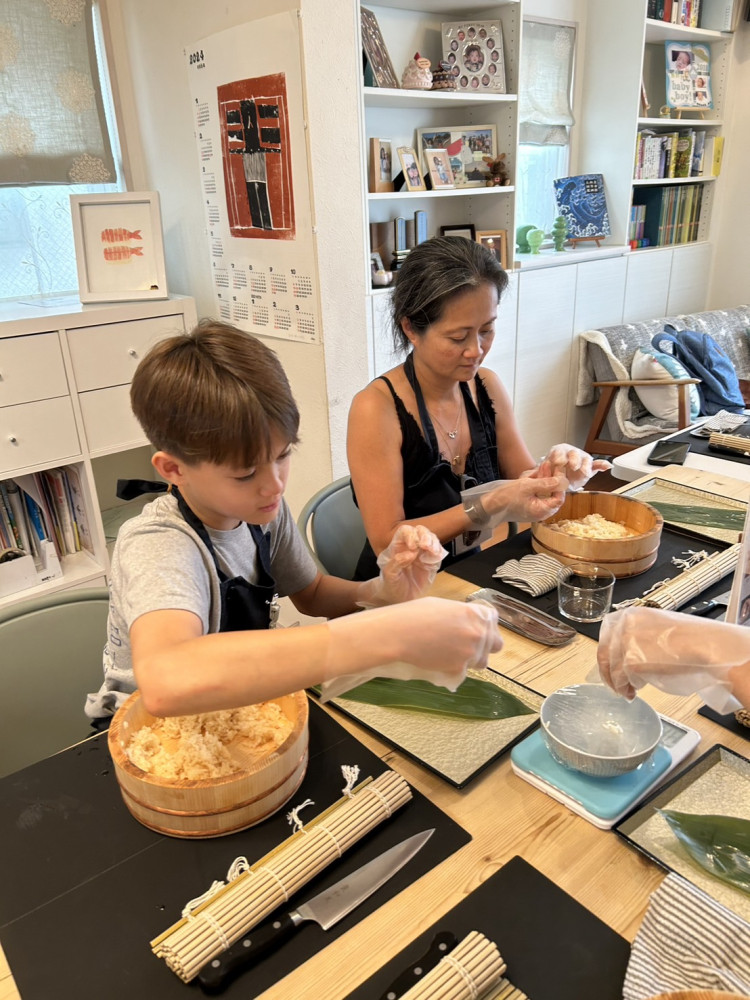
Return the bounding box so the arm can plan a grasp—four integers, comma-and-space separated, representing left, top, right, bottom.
331, 676, 536, 720
648, 502, 745, 531
660, 808, 750, 895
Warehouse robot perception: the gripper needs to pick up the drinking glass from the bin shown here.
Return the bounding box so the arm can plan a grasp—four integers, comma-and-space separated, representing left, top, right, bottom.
557, 564, 615, 623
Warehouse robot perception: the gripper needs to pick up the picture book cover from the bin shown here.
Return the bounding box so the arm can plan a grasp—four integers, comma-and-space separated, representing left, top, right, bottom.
665, 41, 713, 109
553, 174, 611, 239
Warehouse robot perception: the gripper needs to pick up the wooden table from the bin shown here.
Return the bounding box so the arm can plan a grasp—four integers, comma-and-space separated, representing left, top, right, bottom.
2, 464, 749, 1000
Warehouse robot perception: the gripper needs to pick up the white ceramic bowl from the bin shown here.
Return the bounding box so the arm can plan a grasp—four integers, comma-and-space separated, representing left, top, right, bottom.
540, 683, 662, 778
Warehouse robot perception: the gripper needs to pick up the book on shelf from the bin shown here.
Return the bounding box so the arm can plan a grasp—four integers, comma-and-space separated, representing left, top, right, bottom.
63, 466, 93, 555
704, 134, 724, 175
44, 469, 79, 555
5, 481, 32, 556
691, 129, 707, 175
632, 183, 703, 247
699, 0, 740, 30
673, 129, 696, 178
664, 41, 713, 110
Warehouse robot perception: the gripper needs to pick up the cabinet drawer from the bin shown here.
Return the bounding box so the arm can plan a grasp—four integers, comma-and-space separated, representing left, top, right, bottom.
0, 332, 69, 406
78, 385, 148, 454
0, 397, 80, 471
67, 315, 187, 391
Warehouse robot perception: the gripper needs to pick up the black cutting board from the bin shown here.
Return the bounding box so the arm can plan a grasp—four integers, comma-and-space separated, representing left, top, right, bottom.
0, 700, 470, 1000
448, 525, 730, 640
345, 855, 631, 1000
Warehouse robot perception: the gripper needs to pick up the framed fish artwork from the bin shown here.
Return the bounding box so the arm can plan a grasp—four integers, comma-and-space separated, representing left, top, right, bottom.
69, 191, 168, 303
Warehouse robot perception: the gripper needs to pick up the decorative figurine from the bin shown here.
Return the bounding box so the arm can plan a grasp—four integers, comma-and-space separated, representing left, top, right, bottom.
527, 228, 545, 254
430, 59, 457, 92
550, 215, 568, 252
482, 153, 510, 187
372, 268, 393, 287
401, 52, 432, 90
515, 224, 537, 254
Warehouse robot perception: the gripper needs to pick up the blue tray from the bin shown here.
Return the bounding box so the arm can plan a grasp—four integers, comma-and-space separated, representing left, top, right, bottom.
511, 729, 672, 822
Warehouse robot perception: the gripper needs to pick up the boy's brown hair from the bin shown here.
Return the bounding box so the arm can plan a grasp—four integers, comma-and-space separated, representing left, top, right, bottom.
130, 319, 300, 467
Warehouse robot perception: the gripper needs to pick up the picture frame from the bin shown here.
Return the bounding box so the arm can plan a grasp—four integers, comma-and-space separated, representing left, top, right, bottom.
664, 41, 713, 110
397, 146, 426, 192
441, 20, 506, 94
360, 7, 399, 89
368, 137, 394, 193
440, 224, 477, 241
416, 125, 497, 187
426, 149, 454, 189
69, 191, 168, 304
476, 230, 508, 268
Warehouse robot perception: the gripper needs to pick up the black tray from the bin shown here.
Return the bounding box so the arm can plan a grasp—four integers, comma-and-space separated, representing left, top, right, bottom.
345, 855, 631, 1000
0, 700, 471, 999
448, 525, 731, 640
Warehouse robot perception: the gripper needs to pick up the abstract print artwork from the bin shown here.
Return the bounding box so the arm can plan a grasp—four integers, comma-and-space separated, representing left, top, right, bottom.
218, 73, 295, 240
553, 173, 611, 239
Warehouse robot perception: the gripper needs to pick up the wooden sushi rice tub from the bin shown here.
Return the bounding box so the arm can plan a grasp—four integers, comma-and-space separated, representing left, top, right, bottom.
108, 690, 309, 838
531, 491, 663, 578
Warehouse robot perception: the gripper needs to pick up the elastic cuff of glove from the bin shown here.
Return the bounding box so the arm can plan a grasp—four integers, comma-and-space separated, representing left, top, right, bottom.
463, 496, 491, 526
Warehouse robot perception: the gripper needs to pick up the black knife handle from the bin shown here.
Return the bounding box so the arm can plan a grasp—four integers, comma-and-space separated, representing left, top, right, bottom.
197, 911, 299, 995
378, 931, 458, 1000
684, 600, 718, 616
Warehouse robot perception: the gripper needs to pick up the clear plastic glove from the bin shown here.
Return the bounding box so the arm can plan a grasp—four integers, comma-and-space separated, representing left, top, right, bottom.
356, 524, 448, 608
479, 473, 568, 525
534, 444, 611, 492
597, 605, 748, 714
320, 596, 502, 701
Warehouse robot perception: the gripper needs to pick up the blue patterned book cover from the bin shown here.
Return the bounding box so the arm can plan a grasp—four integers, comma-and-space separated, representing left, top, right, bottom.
553, 173, 611, 239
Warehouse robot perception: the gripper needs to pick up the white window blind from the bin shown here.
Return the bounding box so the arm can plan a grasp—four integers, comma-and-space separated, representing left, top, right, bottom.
0, 0, 115, 185
519, 21, 576, 146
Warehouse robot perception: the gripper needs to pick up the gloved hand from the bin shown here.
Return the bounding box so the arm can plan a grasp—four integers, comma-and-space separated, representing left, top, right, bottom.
534, 444, 611, 492
356, 524, 447, 608
320, 596, 502, 701
598, 605, 747, 714
480, 473, 568, 524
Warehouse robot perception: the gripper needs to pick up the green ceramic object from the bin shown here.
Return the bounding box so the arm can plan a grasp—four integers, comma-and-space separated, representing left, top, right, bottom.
516, 224, 537, 254
551, 215, 568, 251
527, 228, 545, 254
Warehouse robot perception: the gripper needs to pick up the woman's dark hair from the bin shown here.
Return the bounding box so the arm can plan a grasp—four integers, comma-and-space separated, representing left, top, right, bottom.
391, 236, 508, 353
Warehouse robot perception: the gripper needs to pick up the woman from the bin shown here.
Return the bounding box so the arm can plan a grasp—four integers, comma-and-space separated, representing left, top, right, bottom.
347, 236, 608, 578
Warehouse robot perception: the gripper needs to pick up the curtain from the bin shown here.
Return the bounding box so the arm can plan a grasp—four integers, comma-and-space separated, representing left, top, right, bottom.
519, 21, 576, 146
0, 0, 115, 184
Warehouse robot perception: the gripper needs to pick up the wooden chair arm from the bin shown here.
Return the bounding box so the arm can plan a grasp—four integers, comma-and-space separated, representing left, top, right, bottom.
591, 378, 701, 388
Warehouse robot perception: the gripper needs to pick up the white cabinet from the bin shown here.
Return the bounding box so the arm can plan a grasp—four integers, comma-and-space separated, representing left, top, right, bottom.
0, 295, 197, 609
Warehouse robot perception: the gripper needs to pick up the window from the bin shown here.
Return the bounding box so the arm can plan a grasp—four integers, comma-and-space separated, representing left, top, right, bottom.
516, 20, 576, 239
0, 2, 124, 300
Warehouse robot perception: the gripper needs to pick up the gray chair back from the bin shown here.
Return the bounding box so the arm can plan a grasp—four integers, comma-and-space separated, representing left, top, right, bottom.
0, 587, 109, 778
297, 476, 367, 580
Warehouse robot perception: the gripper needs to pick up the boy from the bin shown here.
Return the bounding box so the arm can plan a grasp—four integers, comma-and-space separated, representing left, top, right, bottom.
86, 320, 500, 725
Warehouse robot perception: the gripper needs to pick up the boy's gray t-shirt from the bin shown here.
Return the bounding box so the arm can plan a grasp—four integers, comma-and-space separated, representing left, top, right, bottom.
85, 493, 318, 720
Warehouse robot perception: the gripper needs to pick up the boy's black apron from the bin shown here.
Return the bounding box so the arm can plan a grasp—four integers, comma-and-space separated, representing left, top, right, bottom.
352, 353, 500, 580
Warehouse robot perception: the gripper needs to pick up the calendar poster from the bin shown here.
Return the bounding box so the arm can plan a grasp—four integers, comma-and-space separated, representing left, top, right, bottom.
186, 12, 321, 344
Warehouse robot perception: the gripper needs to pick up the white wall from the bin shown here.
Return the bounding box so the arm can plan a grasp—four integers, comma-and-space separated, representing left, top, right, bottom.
103, 0, 369, 515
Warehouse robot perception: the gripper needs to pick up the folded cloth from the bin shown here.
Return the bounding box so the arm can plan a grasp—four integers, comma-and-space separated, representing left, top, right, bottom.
623, 872, 750, 1000
492, 553, 571, 597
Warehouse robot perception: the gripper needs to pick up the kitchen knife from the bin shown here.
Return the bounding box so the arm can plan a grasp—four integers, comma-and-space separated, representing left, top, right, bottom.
683, 588, 732, 616
197, 828, 434, 995
378, 930, 458, 1000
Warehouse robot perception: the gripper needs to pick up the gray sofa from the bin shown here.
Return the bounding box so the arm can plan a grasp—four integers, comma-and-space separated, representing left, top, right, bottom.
576, 305, 750, 455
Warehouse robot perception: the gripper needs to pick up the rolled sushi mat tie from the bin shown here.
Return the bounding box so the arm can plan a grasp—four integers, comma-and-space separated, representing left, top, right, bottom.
623, 872, 750, 1000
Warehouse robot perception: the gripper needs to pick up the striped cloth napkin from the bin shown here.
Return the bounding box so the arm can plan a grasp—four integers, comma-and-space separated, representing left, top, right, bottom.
623, 873, 750, 999
492, 553, 571, 597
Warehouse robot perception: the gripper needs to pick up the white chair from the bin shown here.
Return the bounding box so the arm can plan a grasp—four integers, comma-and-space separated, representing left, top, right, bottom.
0, 587, 109, 778
296, 476, 367, 580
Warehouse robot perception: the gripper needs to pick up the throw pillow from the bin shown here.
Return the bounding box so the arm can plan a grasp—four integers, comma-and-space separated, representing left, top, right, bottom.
631, 346, 700, 422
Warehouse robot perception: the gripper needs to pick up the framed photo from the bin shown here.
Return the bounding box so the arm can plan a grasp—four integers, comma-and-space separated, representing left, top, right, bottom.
476, 230, 508, 268
426, 149, 454, 189
440, 224, 477, 241
664, 41, 713, 110
360, 7, 399, 89
442, 20, 506, 94
69, 192, 168, 304
416, 125, 497, 187
368, 137, 394, 193
397, 146, 426, 192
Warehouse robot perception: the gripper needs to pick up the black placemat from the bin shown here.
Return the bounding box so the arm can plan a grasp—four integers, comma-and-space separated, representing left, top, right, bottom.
0, 700, 470, 1000
344, 855, 631, 1000
673, 421, 750, 466
698, 704, 750, 741
448, 526, 731, 640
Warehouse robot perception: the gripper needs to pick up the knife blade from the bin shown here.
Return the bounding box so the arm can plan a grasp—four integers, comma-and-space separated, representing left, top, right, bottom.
196, 828, 434, 995
683, 588, 732, 616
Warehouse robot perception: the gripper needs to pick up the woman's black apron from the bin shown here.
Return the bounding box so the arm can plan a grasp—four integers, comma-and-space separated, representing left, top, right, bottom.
352, 353, 499, 580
